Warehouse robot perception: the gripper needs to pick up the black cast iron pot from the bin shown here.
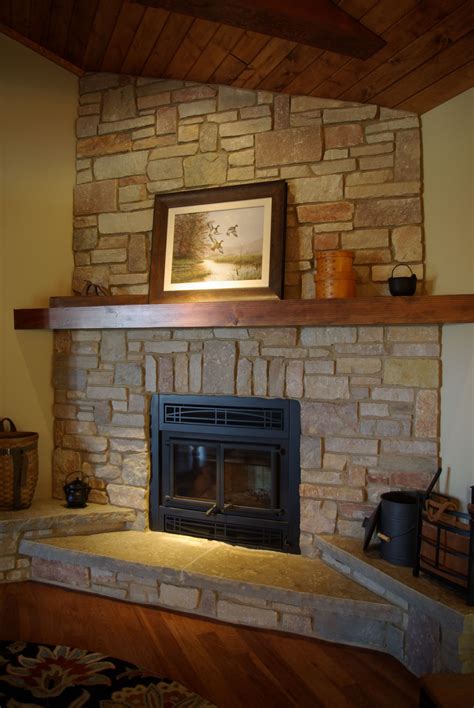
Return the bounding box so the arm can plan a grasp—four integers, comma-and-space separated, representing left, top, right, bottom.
64, 473, 91, 508
388, 263, 417, 296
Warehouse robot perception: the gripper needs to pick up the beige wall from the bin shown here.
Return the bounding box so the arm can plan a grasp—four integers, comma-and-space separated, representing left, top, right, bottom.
423, 88, 474, 507
0, 34, 76, 498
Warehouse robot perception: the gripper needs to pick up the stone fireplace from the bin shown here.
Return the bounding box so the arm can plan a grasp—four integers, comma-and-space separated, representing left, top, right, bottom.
50, 72, 440, 554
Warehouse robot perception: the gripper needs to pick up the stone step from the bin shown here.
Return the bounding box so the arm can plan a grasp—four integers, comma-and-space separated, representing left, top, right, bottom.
314, 534, 474, 675
20, 530, 405, 661
0, 500, 136, 583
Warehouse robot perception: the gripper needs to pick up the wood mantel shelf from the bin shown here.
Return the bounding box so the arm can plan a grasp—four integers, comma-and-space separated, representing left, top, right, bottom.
13, 294, 474, 330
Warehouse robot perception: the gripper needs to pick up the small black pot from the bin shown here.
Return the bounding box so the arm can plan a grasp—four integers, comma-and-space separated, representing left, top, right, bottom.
388, 263, 417, 296
63, 473, 91, 508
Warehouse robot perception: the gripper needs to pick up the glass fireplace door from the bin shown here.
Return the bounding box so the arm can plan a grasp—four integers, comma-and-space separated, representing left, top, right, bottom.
168, 441, 217, 506
223, 444, 279, 512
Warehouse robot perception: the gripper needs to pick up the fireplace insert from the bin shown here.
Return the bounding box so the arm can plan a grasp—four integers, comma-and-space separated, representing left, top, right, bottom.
150, 394, 300, 553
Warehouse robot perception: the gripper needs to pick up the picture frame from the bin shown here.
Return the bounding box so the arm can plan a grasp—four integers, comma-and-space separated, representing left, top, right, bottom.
149, 180, 287, 303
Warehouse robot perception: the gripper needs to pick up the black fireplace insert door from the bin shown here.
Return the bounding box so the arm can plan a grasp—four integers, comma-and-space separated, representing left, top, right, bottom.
150, 395, 300, 553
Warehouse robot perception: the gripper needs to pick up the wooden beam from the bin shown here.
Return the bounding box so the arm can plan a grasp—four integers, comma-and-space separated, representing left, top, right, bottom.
13, 295, 474, 330
130, 0, 385, 59
0, 21, 84, 75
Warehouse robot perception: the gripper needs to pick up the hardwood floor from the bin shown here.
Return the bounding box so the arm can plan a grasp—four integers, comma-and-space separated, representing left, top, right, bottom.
0, 582, 419, 707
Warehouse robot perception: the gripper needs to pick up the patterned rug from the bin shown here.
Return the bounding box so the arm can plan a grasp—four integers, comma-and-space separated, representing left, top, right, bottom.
0, 640, 215, 707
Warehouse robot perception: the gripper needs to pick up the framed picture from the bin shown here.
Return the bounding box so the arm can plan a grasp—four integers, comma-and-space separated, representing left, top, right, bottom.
149, 180, 287, 302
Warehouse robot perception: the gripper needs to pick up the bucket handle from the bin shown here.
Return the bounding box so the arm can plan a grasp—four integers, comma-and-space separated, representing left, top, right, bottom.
0, 418, 17, 432
377, 525, 417, 543
391, 263, 414, 278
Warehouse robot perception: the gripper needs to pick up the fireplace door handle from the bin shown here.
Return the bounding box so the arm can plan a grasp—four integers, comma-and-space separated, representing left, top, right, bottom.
223, 503, 233, 512
205, 503, 218, 516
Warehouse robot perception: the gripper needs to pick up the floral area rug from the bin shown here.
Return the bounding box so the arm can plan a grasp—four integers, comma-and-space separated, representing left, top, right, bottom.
0, 640, 215, 707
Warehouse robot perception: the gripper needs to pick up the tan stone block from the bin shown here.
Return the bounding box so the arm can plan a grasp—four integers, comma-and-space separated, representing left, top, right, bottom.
347, 466, 366, 487
94, 151, 148, 180
285, 360, 304, 398
383, 358, 439, 388
218, 86, 256, 111
336, 358, 382, 374
392, 225, 423, 261
352, 144, 394, 160
173, 85, 216, 102
102, 85, 136, 122
183, 153, 227, 187
346, 181, 420, 199
354, 248, 391, 264
366, 131, 394, 144
313, 232, 340, 250
354, 198, 421, 228
289, 175, 343, 204
301, 483, 365, 502
74, 180, 117, 216
323, 453, 348, 470
358, 154, 394, 171
133, 135, 175, 150
137, 92, 171, 110
99, 115, 154, 136
147, 157, 183, 181
346, 169, 393, 187
220, 117, 272, 138
107, 484, 146, 509
394, 129, 421, 181
148, 178, 184, 193
217, 600, 277, 629
150, 143, 198, 160
341, 228, 388, 250
325, 437, 378, 455
297, 201, 353, 223
229, 148, 254, 167
77, 115, 99, 138
91, 248, 127, 264
236, 358, 252, 396
129, 233, 148, 272
311, 158, 356, 176
414, 390, 439, 438
290, 112, 322, 128
325, 124, 363, 149
31, 558, 90, 587
156, 106, 177, 135
207, 110, 238, 123
366, 117, 419, 134
199, 122, 218, 152
300, 498, 337, 534
255, 126, 322, 167
228, 166, 254, 181
304, 375, 350, 400
253, 358, 267, 396
292, 96, 342, 112
323, 105, 377, 123
324, 148, 349, 160
98, 209, 153, 234
274, 94, 290, 130
178, 124, 199, 143
220, 135, 254, 151
160, 583, 200, 609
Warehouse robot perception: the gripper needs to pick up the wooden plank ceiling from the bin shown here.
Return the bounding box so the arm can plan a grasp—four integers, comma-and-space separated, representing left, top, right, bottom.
1, 0, 473, 113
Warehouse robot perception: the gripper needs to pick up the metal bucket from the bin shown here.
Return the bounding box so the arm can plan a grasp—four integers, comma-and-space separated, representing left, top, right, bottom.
379, 491, 419, 566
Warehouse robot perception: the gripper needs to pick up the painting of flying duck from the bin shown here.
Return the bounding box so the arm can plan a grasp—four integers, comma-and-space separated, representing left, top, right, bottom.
149, 181, 286, 302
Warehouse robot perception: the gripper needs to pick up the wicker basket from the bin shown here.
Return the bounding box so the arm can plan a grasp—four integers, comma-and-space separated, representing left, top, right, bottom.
0, 418, 38, 510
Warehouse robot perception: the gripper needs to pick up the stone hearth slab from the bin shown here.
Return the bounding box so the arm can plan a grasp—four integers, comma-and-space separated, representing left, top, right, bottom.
0, 500, 136, 534
20, 530, 405, 661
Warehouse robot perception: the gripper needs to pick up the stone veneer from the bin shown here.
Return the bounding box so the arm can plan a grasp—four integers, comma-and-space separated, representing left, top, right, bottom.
53, 324, 440, 545
73, 73, 423, 299
53, 74, 438, 544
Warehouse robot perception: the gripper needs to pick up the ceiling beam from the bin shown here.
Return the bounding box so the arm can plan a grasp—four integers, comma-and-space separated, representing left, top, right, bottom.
130, 0, 385, 59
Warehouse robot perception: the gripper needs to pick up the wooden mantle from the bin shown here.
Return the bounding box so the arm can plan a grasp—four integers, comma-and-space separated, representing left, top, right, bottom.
13, 295, 474, 330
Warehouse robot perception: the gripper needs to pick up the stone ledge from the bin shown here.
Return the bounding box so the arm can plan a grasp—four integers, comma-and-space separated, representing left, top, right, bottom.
314, 534, 474, 674
0, 500, 136, 533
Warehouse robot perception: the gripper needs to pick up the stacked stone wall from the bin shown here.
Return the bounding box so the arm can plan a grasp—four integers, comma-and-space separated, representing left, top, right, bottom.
53, 325, 440, 542
73, 74, 423, 298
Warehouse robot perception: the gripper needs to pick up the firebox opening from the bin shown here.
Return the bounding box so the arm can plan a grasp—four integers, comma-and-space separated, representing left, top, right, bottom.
150, 394, 300, 553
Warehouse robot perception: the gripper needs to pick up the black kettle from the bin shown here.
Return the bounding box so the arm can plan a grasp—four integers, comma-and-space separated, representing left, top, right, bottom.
388, 263, 417, 296
64, 473, 91, 508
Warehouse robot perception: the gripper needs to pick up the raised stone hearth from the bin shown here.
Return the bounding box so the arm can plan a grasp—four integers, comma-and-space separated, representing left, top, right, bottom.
15, 522, 474, 676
